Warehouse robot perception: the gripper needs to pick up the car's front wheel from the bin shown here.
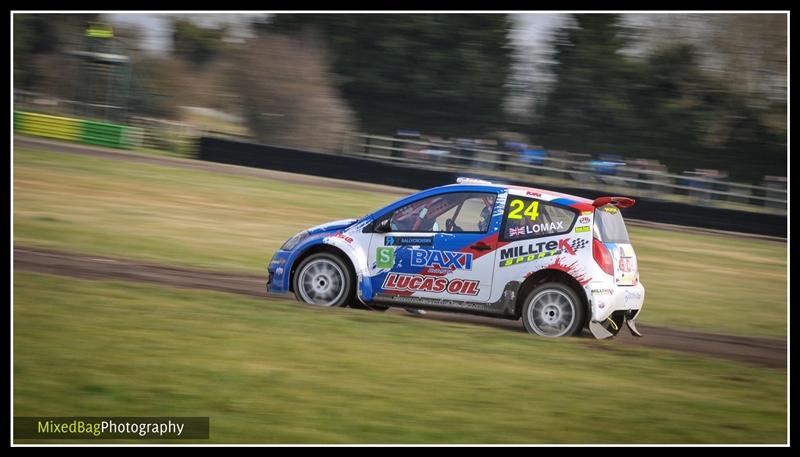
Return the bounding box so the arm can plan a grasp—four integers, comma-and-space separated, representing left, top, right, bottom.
521, 282, 585, 337
294, 253, 354, 307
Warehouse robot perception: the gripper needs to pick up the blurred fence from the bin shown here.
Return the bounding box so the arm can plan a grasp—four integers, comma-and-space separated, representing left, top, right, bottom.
14, 111, 143, 150
198, 136, 787, 237
12, 96, 786, 217
127, 116, 200, 157
345, 134, 787, 215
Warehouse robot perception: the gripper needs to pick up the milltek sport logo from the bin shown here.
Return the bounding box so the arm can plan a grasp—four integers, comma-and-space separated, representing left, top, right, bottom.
499, 238, 588, 267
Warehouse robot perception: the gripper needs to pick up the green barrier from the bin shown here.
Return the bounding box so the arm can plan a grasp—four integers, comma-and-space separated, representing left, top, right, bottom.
80, 120, 126, 148
14, 111, 142, 150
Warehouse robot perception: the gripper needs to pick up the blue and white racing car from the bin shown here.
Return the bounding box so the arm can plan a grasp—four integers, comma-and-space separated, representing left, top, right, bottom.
267, 178, 645, 338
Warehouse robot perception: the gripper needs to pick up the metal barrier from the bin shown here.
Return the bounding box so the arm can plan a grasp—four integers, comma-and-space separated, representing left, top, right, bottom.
14, 111, 143, 150
127, 116, 199, 157
347, 133, 787, 214
198, 136, 787, 237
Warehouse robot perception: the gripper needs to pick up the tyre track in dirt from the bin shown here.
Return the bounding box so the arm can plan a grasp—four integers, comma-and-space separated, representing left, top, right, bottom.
14, 246, 786, 369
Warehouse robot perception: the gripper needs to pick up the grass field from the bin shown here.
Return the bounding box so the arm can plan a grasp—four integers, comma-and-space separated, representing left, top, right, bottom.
13, 272, 786, 444
13, 147, 787, 338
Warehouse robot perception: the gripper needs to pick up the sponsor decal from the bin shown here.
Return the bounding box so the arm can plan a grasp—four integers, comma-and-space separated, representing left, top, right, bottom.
575, 226, 590, 233
602, 206, 619, 214
332, 232, 353, 244
410, 249, 472, 271
624, 290, 643, 303
507, 220, 564, 237
570, 238, 589, 251
591, 288, 614, 296
382, 273, 480, 296
385, 236, 433, 246
526, 191, 541, 197
579, 216, 591, 224
493, 192, 508, 217
376, 247, 473, 273
376, 247, 395, 269
499, 238, 577, 267
616, 246, 636, 279
380, 294, 492, 311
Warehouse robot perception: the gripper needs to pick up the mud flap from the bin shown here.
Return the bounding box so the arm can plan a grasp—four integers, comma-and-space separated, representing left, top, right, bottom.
626, 318, 643, 337
588, 320, 615, 339
588, 311, 633, 339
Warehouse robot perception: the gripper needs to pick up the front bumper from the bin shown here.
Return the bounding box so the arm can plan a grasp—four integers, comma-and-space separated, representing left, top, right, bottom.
267, 250, 291, 294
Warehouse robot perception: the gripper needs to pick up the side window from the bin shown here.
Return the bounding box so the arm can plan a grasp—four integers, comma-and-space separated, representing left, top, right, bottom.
500, 196, 576, 241
389, 192, 497, 233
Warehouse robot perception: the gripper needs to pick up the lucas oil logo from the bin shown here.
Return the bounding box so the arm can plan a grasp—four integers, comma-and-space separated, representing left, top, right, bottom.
382, 273, 480, 296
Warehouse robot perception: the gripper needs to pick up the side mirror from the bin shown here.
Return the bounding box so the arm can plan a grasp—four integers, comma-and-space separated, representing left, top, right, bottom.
374, 218, 391, 233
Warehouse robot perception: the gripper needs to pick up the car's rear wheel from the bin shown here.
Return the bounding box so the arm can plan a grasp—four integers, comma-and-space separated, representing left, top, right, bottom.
521, 282, 585, 337
294, 253, 353, 307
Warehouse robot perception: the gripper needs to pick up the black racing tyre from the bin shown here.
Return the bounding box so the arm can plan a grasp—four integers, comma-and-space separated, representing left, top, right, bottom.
293, 253, 354, 308
521, 282, 586, 337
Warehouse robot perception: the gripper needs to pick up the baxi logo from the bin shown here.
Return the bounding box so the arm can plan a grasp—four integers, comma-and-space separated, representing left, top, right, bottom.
410, 249, 473, 270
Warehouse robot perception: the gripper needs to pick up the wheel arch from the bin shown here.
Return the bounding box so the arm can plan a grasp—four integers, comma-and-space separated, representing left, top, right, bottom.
513, 269, 590, 319
289, 244, 357, 294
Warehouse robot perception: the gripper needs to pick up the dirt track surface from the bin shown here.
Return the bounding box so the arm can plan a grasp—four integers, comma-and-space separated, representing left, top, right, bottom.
14, 246, 787, 369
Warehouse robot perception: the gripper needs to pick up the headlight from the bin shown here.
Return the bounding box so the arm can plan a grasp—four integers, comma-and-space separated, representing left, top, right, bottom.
281, 230, 309, 251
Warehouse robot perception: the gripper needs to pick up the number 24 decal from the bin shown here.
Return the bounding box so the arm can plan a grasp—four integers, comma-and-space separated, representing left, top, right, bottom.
507, 199, 540, 220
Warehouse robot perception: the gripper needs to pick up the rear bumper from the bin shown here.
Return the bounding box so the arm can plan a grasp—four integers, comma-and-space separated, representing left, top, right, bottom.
587, 282, 645, 323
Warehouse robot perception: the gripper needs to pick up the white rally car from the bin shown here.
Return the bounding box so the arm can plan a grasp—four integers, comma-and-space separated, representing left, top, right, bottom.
267, 178, 645, 338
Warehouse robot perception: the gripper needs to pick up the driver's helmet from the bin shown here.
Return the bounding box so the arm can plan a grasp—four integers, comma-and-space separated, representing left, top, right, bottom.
478, 205, 492, 232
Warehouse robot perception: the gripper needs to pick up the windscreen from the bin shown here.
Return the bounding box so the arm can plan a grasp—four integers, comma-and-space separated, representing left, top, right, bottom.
594, 205, 631, 244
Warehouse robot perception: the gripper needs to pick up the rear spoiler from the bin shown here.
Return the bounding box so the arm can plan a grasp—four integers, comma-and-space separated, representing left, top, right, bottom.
592, 196, 636, 209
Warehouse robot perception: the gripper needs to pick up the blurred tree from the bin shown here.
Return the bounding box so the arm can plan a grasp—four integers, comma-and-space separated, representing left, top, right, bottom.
268, 14, 513, 137
535, 14, 786, 183
536, 14, 641, 153
14, 14, 98, 90
229, 32, 357, 152
172, 19, 227, 66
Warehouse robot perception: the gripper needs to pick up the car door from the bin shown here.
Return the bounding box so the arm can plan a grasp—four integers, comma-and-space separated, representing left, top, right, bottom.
367, 190, 502, 304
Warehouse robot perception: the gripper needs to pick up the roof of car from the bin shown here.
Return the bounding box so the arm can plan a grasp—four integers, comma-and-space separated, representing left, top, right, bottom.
442, 180, 594, 206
